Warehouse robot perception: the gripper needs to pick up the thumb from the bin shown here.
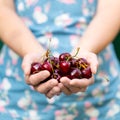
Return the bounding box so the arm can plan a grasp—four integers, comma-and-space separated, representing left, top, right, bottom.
21, 59, 32, 76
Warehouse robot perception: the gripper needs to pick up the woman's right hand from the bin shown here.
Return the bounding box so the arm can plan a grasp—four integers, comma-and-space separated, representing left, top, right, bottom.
22, 52, 61, 98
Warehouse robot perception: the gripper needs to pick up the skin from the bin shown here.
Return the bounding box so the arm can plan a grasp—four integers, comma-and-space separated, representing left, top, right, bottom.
0, 0, 120, 98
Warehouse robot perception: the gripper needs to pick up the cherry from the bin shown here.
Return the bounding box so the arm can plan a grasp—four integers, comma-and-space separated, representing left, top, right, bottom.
30, 62, 42, 74
45, 56, 59, 69
41, 61, 53, 73
69, 68, 82, 79
76, 58, 89, 70
70, 58, 77, 67
78, 58, 88, 64
50, 56, 59, 68
59, 53, 72, 61
81, 66, 92, 79
59, 61, 71, 75
30, 46, 93, 84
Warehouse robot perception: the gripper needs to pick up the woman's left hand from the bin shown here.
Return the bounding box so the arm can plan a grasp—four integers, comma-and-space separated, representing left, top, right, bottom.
58, 50, 98, 95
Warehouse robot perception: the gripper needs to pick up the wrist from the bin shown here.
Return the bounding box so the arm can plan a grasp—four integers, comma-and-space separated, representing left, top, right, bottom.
23, 47, 46, 58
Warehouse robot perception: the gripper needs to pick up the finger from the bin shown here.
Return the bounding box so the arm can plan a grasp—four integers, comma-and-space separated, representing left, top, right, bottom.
60, 77, 71, 88
25, 75, 31, 85
27, 70, 50, 85
22, 58, 32, 76
34, 79, 58, 94
21, 53, 42, 75
87, 53, 99, 74
68, 86, 81, 93
70, 76, 94, 88
58, 83, 71, 95
79, 87, 87, 92
60, 77, 72, 93
68, 86, 87, 93
45, 86, 61, 99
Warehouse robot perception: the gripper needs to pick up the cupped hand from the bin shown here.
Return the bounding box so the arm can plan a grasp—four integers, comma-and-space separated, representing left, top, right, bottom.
59, 76, 94, 95
58, 50, 98, 95
22, 52, 61, 98
72, 49, 99, 74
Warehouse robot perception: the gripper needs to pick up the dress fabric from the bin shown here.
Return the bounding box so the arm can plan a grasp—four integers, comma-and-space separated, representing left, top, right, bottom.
0, 0, 120, 120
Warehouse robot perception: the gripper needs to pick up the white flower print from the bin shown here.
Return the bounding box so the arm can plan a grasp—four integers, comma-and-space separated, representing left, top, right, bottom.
0, 100, 7, 110
106, 104, 120, 117
116, 91, 120, 99
110, 62, 118, 77
49, 37, 59, 49
37, 36, 48, 45
55, 109, 77, 120
17, 2, 25, 11
25, 0, 38, 7
38, 35, 59, 49
1, 78, 11, 91
22, 17, 33, 27
0, 46, 5, 64
9, 110, 19, 119
58, 0, 76, 4
47, 96, 60, 104
55, 14, 72, 27
9, 49, 19, 65
0, 78, 10, 112
28, 110, 40, 120
85, 106, 99, 117
70, 35, 80, 47
6, 68, 12, 77
52, 51, 59, 57
17, 91, 34, 110
33, 7, 48, 24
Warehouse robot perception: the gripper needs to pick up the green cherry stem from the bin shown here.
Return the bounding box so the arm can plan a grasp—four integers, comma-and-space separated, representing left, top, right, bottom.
72, 47, 80, 58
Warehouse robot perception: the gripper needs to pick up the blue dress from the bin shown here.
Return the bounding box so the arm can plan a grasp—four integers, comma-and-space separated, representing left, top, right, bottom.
0, 0, 120, 120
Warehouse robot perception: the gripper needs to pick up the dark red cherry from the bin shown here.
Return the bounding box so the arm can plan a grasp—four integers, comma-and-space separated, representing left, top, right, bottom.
50, 56, 59, 68
41, 61, 53, 73
78, 58, 88, 64
59, 61, 71, 75
45, 56, 59, 69
70, 58, 77, 67
69, 68, 82, 79
59, 53, 72, 61
81, 66, 92, 79
30, 62, 42, 74
76, 58, 89, 70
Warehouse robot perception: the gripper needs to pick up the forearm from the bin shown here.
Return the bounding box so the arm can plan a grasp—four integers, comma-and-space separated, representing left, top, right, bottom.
0, 3, 45, 58
74, 0, 120, 54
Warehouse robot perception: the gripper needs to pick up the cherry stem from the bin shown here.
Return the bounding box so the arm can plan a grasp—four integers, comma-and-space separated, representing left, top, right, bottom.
80, 64, 87, 69
66, 47, 80, 61
49, 58, 54, 73
72, 47, 80, 58
104, 76, 110, 82
46, 38, 52, 57
45, 38, 54, 73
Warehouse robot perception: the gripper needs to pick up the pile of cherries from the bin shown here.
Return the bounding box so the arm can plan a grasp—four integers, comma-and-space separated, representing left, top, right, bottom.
30, 49, 92, 83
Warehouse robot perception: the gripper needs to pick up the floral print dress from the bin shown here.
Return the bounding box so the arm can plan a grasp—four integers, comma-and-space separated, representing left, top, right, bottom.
0, 0, 120, 120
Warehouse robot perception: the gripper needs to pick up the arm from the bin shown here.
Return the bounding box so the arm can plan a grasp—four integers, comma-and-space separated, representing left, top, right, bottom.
73, 0, 120, 54
0, 0, 45, 57
59, 0, 120, 95
0, 0, 61, 98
